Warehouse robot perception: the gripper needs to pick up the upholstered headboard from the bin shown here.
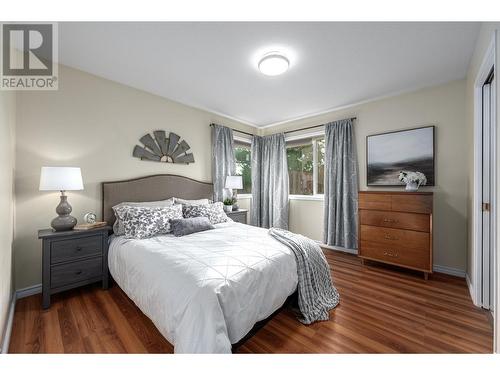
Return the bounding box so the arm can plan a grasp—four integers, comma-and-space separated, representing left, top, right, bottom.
102, 174, 214, 226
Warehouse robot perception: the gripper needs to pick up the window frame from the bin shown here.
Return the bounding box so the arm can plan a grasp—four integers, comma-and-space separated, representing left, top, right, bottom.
285, 130, 325, 200
233, 135, 252, 198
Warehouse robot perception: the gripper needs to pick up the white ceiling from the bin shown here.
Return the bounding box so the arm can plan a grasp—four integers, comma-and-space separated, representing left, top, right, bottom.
58, 22, 480, 127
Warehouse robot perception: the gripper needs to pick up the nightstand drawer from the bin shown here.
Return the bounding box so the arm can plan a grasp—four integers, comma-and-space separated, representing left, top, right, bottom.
51, 257, 103, 288
51, 235, 103, 264
228, 211, 247, 224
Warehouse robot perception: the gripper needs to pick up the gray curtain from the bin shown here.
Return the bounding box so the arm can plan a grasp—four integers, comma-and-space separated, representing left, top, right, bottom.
212, 124, 235, 202
250, 133, 289, 229
323, 119, 359, 249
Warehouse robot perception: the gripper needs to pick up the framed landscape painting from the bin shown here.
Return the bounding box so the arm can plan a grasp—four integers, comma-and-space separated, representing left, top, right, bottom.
366, 126, 435, 186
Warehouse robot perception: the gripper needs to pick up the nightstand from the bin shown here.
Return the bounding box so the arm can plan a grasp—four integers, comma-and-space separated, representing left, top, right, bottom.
38, 226, 111, 309
226, 209, 248, 224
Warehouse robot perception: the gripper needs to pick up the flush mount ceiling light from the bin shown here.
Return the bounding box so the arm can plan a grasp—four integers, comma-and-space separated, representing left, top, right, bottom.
258, 52, 289, 76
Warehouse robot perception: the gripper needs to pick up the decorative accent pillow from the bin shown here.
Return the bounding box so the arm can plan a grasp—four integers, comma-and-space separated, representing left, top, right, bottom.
169, 217, 215, 237
114, 204, 183, 239
182, 202, 232, 225
112, 198, 175, 235
173, 197, 212, 205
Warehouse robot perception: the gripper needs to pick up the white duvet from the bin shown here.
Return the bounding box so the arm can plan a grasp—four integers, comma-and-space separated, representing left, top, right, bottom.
108, 222, 298, 353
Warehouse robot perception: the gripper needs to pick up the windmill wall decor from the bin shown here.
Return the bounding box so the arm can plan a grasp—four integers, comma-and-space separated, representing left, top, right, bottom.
133, 131, 195, 164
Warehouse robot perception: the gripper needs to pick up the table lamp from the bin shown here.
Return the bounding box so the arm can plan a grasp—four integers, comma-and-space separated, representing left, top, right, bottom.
39, 167, 84, 231
225, 175, 243, 211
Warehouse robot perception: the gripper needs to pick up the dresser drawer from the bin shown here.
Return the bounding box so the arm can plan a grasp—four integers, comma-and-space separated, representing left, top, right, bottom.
51, 257, 103, 288
360, 240, 430, 271
51, 235, 103, 264
359, 210, 430, 232
360, 225, 430, 250
391, 194, 432, 214
359, 193, 392, 211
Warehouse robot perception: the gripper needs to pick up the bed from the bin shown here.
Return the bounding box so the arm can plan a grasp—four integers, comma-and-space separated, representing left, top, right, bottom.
102, 174, 298, 353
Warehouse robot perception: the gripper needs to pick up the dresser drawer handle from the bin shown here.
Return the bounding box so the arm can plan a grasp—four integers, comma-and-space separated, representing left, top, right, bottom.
76, 246, 83, 251
384, 234, 398, 240
75, 270, 83, 275
383, 250, 399, 258
382, 218, 398, 224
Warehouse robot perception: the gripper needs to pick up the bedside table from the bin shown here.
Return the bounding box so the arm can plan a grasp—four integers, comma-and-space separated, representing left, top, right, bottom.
226, 209, 248, 224
38, 226, 111, 309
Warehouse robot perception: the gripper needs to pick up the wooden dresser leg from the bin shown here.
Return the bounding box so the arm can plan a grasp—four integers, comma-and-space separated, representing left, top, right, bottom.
424, 272, 429, 281
360, 258, 365, 265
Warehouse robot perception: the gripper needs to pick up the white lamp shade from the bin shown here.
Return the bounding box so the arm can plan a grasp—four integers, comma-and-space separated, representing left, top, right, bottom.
39, 167, 84, 191
225, 175, 243, 190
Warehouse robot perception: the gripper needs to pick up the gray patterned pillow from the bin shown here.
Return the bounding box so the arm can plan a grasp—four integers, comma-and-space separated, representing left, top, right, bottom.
115, 204, 183, 239
182, 202, 232, 225
112, 198, 175, 236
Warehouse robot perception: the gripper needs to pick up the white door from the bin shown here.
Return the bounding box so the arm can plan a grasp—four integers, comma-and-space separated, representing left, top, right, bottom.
482, 71, 495, 311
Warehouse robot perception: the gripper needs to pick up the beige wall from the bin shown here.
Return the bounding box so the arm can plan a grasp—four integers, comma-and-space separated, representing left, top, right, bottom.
0, 91, 16, 349
263, 80, 468, 271
14, 64, 255, 289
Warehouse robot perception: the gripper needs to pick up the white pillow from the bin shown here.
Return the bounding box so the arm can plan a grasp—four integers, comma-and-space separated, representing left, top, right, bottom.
173, 197, 211, 205
112, 198, 175, 235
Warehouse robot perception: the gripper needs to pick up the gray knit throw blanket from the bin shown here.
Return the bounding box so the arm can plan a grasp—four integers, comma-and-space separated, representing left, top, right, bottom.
269, 227, 340, 324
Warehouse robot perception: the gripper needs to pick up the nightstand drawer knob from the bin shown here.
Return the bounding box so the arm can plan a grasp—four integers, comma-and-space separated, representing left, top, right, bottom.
76, 246, 83, 251
75, 270, 83, 275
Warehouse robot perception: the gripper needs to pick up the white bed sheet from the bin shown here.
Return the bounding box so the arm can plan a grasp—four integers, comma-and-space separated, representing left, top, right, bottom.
108, 222, 298, 353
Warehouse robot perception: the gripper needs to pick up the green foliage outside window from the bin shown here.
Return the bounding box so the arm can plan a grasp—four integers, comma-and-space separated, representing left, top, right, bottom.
234, 144, 252, 194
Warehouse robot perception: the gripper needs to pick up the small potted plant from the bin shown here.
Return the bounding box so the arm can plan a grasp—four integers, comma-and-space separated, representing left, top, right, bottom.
398, 171, 427, 191
223, 197, 235, 212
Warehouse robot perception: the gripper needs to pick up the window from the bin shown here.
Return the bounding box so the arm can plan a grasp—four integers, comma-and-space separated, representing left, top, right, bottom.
234, 140, 252, 194
286, 136, 325, 196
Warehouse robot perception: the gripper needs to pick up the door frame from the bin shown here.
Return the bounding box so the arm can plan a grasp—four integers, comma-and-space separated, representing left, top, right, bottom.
472, 32, 497, 351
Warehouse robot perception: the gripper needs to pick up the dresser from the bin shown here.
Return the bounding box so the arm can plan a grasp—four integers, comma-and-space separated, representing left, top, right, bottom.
226, 209, 248, 224
358, 191, 433, 279
38, 226, 111, 308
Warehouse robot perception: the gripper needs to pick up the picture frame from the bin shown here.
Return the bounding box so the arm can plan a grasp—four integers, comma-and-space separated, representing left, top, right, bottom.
366, 125, 435, 186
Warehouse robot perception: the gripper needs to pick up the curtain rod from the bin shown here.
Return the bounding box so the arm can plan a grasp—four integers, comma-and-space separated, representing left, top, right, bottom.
283, 117, 357, 135
210, 116, 357, 138
209, 123, 254, 137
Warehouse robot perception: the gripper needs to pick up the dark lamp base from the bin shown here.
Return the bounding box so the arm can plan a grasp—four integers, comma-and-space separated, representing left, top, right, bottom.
51, 192, 78, 231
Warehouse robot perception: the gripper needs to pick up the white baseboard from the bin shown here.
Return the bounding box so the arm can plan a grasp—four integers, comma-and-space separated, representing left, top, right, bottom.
0, 295, 16, 354
432, 265, 466, 278
317, 242, 358, 255
15, 284, 42, 300
0, 284, 42, 354
466, 273, 477, 306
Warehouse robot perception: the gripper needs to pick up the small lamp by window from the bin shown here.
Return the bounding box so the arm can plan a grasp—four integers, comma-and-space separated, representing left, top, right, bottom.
225, 176, 243, 211
39, 167, 84, 231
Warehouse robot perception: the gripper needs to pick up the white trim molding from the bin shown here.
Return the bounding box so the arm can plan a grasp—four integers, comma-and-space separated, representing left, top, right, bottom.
432, 265, 466, 278
15, 284, 42, 300
289, 194, 324, 201
466, 273, 476, 306
472, 33, 497, 309
0, 296, 16, 354
237, 194, 252, 199
0, 284, 42, 354
318, 242, 358, 255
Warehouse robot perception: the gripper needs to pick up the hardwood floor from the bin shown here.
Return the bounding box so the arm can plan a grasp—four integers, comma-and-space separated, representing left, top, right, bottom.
9, 251, 493, 354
